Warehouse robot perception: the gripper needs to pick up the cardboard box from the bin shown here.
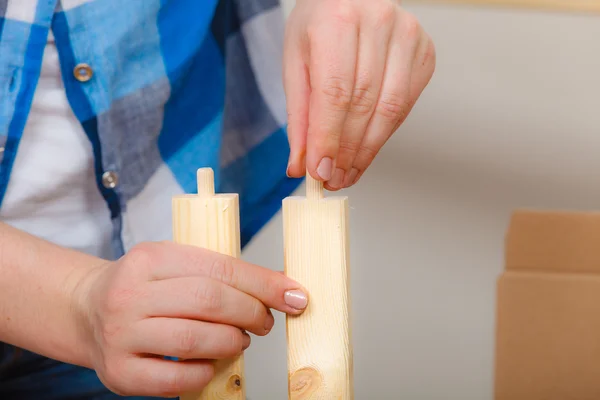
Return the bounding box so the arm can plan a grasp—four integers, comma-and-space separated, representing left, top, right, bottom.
495, 210, 600, 400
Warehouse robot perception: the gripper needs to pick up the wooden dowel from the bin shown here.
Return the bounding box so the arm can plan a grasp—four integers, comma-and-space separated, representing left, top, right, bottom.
306, 173, 324, 201
197, 168, 215, 198
172, 168, 245, 400
283, 174, 354, 399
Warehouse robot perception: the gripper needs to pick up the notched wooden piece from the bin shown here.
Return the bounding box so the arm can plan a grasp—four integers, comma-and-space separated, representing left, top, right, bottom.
283, 174, 354, 400
172, 168, 245, 400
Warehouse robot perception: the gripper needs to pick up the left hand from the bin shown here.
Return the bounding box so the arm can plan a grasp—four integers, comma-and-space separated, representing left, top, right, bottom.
284, 0, 436, 190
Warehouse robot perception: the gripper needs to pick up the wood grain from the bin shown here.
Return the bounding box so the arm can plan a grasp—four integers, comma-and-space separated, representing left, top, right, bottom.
282, 175, 354, 400
172, 168, 245, 400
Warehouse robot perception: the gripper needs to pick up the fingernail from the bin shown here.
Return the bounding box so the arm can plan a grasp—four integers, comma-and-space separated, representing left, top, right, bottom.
328, 168, 345, 189
316, 157, 333, 181
284, 290, 308, 311
264, 312, 275, 333
345, 168, 359, 187
242, 331, 251, 350
286, 162, 291, 177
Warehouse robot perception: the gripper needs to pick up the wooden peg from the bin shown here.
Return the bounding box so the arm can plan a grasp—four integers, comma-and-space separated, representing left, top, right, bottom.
172, 168, 245, 400
282, 173, 354, 399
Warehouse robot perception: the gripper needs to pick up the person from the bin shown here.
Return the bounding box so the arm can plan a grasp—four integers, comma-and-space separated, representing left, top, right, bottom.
0, 0, 435, 398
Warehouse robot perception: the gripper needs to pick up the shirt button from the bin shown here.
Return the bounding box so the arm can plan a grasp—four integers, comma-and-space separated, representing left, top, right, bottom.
73, 63, 93, 82
102, 171, 119, 189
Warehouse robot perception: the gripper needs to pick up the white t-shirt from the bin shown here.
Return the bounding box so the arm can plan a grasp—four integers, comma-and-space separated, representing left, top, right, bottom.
0, 31, 114, 260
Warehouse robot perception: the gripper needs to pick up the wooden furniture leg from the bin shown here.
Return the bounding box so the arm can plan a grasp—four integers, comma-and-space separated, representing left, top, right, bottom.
172, 168, 245, 400
282, 174, 354, 399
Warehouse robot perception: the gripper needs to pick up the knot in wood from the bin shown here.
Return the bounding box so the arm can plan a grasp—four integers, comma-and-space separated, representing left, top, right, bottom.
226, 374, 243, 392
289, 367, 323, 399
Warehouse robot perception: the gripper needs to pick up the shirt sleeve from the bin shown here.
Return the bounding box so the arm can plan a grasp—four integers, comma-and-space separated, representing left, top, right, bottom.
220, 0, 303, 248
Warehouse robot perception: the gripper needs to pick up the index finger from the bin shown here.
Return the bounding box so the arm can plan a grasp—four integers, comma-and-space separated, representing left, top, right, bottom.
145, 241, 309, 315
306, 15, 358, 182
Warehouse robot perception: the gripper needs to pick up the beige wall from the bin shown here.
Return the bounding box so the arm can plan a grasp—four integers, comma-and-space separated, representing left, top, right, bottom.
242, 2, 600, 399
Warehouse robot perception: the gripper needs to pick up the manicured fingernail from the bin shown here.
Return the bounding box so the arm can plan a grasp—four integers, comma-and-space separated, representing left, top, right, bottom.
286, 162, 291, 177
316, 157, 333, 181
264, 312, 275, 333
284, 290, 308, 311
328, 168, 345, 189
242, 331, 251, 350
345, 168, 359, 187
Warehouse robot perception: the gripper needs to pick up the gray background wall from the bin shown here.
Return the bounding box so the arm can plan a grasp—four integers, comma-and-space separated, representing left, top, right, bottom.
242, 2, 600, 398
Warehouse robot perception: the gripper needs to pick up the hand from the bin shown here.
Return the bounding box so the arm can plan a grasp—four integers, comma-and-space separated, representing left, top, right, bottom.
284, 0, 436, 190
73, 241, 308, 397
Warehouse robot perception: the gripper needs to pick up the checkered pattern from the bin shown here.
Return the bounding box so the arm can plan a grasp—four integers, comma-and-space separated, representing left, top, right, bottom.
0, 0, 300, 257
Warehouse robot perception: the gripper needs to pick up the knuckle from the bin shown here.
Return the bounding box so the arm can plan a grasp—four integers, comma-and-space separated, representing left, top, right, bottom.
226, 328, 244, 354
319, 126, 343, 145
321, 77, 353, 111
424, 38, 437, 70
334, 156, 354, 172
161, 370, 186, 397
195, 281, 222, 311
372, 2, 397, 28
311, 124, 342, 156
329, 0, 359, 26
125, 242, 158, 273
208, 256, 236, 287
402, 12, 421, 40
251, 276, 274, 305
174, 327, 199, 357
349, 82, 376, 116
355, 145, 378, 168
127, 242, 154, 264
306, 1, 357, 42
376, 92, 411, 121
338, 139, 361, 154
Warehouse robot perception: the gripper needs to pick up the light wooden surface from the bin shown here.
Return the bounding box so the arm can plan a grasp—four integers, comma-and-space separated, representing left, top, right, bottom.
172, 168, 245, 400
404, 0, 600, 13
282, 175, 354, 399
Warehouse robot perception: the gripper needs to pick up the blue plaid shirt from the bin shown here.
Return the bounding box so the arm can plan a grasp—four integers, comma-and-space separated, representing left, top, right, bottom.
0, 0, 301, 259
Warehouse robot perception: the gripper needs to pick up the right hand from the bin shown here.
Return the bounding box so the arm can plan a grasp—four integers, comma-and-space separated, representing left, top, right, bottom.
73, 241, 308, 397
